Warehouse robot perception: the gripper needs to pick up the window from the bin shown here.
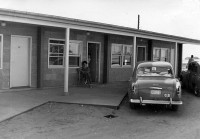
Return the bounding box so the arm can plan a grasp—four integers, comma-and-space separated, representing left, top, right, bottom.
123, 45, 132, 66
137, 66, 173, 77
0, 35, 3, 69
111, 44, 122, 66
111, 43, 132, 67
69, 41, 82, 67
153, 47, 170, 62
48, 39, 82, 68
48, 39, 65, 68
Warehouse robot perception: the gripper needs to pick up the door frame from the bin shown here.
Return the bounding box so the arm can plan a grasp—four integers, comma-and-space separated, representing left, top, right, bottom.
10, 35, 32, 88
87, 41, 101, 83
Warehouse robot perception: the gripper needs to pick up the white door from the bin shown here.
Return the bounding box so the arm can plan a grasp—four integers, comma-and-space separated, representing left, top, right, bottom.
10, 36, 30, 88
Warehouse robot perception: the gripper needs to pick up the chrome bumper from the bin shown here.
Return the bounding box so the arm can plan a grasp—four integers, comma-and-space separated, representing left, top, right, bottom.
130, 97, 182, 105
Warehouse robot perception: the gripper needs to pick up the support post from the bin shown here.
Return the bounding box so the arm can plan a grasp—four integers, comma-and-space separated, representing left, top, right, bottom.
64, 28, 70, 95
37, 27, 42, 88
175, 42, 178, 77
133, 36, 137, 71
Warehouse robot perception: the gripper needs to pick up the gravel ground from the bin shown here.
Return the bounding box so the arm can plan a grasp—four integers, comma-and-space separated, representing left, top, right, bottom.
0, 90, 200, 139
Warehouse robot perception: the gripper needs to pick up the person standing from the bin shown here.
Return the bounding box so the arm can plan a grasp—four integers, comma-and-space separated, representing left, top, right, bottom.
187, 55, 194, 69
188, 55, 194, 64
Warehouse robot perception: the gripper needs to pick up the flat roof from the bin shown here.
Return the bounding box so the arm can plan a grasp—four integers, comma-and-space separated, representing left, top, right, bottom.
0, 8, 200, 45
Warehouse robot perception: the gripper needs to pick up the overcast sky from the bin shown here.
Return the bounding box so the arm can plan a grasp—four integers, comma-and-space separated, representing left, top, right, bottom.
0, 0, 200, 58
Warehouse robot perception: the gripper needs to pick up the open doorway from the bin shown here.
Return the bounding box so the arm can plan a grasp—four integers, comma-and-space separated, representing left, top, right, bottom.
137, 46, 146, 62
87, 42, 101, 83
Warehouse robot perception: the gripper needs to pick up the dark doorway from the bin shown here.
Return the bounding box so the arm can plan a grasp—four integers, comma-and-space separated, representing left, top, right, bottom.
137, 46, 146, 62
87, 42, 100, 83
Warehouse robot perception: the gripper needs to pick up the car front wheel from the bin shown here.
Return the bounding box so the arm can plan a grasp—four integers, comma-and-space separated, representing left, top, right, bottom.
194, 85, 200, 97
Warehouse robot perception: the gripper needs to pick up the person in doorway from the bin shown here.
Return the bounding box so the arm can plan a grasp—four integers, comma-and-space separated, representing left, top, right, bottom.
187, 55, 194, 69
80, 61, 92, 87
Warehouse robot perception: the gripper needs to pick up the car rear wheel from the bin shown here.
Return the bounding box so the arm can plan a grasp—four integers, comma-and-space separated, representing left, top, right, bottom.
129, 103, 140, 109
194, 85, 200, 97
171, 105, 179, 111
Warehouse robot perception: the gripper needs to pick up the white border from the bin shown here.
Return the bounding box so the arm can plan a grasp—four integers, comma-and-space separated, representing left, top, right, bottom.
10, 35, 32, 88
0, 34, 3, 69
87, 41, 101, 83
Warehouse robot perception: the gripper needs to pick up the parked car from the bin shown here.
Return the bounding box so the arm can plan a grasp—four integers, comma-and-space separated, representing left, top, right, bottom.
180, 61, 200, 96
128, 61, 182, 111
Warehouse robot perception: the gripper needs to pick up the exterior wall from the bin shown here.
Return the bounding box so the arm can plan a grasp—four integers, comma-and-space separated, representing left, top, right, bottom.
0, 21, 178, 90
107, 34, 133, 82
41, 27, 65, 87
70, 29, 105, 84
41, 28, 105, 88
0, 22, 38, 89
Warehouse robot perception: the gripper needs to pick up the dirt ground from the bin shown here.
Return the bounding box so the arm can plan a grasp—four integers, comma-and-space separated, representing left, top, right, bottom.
0, 90, 200, 139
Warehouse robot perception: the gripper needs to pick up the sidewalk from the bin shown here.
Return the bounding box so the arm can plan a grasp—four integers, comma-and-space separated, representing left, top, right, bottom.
0, 82, 128, 123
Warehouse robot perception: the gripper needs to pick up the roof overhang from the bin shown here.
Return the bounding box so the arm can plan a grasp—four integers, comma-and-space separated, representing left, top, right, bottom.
0, 8, 200, 45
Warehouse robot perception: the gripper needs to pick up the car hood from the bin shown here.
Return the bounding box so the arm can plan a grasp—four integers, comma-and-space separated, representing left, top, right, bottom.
136, 77, 175, 90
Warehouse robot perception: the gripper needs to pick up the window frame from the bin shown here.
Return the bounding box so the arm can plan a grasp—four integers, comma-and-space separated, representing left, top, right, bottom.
153, 47, 170, 62
111, 43, 133, 68
69, 40, 82, 68
48, 38, 65, 68
48, 38, 82, 68
0, 34, 3, 69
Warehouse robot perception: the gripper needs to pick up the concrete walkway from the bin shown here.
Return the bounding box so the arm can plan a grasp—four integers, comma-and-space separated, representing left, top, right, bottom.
0, 82, 128, 123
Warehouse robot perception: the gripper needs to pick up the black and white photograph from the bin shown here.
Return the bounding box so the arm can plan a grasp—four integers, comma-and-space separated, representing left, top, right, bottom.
0, 0, 200, 138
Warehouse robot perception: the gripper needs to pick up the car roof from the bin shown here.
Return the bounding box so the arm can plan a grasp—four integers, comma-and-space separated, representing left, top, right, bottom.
137, 61, 173, 68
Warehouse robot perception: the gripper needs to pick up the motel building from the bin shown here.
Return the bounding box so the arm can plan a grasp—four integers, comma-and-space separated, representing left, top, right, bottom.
0, 9, 200, 93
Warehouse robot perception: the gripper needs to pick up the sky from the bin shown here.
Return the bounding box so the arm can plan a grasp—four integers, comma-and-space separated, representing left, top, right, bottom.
0, 0, 200, 59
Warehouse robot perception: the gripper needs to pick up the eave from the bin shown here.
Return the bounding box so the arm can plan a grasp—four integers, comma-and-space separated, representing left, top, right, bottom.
0, 8, 200, 45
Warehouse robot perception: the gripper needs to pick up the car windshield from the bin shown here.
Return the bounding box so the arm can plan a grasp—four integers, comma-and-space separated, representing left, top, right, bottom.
137, 66, 173, 77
